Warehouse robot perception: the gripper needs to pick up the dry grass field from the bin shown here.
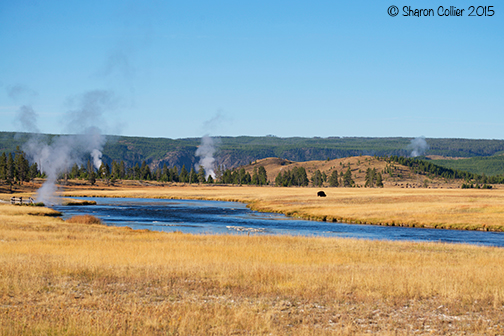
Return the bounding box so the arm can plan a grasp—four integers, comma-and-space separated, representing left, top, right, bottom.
60, 183, 504, 231
0, 202, 503, 335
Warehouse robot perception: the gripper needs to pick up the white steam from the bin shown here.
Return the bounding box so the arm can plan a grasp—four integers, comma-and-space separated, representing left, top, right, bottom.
408, 136, 429, 157
24, 128, 106, 204
91, 149, 103, 170
19, 90, 117, 204
195, 134, 216, 179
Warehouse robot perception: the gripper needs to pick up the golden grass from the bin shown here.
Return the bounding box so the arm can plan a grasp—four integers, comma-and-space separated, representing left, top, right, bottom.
0, 201, 503, 335
66, 214, 102, 224
62, 184, 504, 231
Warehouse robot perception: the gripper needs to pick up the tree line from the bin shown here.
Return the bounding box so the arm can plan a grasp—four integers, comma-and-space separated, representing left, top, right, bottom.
387, 155, 504, 184
4, 148, 504, 189
0, 148, 40, 189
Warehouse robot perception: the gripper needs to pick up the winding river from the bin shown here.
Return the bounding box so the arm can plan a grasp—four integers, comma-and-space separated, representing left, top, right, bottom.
52, 197, 504, 247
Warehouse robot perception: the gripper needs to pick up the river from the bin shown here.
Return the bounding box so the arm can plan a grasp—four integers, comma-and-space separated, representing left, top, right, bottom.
52, 197, 504, 247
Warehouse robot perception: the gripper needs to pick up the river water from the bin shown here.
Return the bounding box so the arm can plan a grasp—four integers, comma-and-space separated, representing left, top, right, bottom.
52, 197, 504, 247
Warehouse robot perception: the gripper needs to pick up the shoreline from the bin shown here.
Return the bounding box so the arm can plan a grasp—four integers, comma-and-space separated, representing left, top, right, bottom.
59, 184, 504, 232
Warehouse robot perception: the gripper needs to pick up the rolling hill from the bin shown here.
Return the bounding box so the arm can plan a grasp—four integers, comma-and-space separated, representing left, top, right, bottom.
2, 132, 504, 175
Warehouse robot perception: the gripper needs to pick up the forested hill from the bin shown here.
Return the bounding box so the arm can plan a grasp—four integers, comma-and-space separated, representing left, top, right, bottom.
2, 132, 504, 174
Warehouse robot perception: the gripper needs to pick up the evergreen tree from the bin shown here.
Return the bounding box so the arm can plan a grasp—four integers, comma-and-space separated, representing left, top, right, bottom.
376, 172, 384, 187
29, 162, 39, 181
179, 165, 188, 183
98, 162, 110, 180
251, 167, 259, 185
119, 161, 126, 179
311, 170, 324, 187
343, 167, 354, 187
207, 175, 214, 184
161, 164, 169, 181
365, 168, 376, 187
88, 171, 96, 185
140, 161, 151, 180
7, 153, 15, 184
275, 171, 283, 186
0, 152, 6, 180
222, 169, 233, 184
133, 163, 141, 180
14, 150, 29, 185
329, 170, 339, 187
170, 166, 179, 182
291, 167, 308, 186
257, 166, 268, 185
111, 160, 121, 180
70, 164, 80, 179
188, 167, 196, 183
197, 166, 206, 183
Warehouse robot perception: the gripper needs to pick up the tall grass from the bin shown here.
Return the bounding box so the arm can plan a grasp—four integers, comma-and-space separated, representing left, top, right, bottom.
0, 202, 503, 334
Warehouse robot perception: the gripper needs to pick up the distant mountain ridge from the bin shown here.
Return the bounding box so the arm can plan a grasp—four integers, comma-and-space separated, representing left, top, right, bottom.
2, 132, 504, 175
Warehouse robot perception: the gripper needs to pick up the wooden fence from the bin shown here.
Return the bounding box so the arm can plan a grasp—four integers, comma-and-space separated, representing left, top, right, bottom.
10, 197, 35, 205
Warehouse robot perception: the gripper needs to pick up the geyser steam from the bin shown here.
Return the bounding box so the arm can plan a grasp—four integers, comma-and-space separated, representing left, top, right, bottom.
408, 136, 429, 157
21, 90, 116, 204
24, 127, 106, 204
195, 134, 216, 179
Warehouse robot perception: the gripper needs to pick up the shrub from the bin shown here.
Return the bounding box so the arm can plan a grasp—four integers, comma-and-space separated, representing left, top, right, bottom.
66, 215, 102, 224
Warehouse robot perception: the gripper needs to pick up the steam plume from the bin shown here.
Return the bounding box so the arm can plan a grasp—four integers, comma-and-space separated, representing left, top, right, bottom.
195, 134, 216, 179
15, 105, 40, 133
21, 90, 116, 204
408, 136, 429, 157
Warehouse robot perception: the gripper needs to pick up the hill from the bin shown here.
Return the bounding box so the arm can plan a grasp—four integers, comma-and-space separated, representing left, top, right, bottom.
429, 155, 504, 176
2, 132, 504, 175
241, 156, 462, 189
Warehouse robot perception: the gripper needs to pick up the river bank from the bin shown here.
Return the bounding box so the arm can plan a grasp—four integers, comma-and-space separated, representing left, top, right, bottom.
52, 182, 504, 232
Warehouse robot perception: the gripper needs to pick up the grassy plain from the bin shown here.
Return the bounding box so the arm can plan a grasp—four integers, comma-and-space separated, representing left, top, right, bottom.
60, 182, 504, 231
0, 202, 503, 335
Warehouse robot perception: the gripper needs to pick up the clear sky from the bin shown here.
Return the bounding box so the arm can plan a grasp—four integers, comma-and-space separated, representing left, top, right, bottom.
1, 1, 502, 139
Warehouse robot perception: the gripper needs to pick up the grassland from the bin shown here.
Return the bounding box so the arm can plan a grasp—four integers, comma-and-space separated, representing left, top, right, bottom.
0, 202, 503, 335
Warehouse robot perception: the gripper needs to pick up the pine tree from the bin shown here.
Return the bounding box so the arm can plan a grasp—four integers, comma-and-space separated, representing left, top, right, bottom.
29, 162, 39, 181
258, 166, 268, 185
376, 172, 384, 187
14, 150, 29, 185
311, 170, 324, 187
365, 168, 376, 187
179, 165, 188, 183
98, 162, 110, 180
197, 166, 206, 183
170, 166, 179, 182
88, 171, 96, 185
329, 170, 339, 187
140, 161, 151, 180
119, 161, 126, 179
0, 152, 6, 181
251, 167, 259, 185
343, 167, 354, 187
188, 167, 197, 184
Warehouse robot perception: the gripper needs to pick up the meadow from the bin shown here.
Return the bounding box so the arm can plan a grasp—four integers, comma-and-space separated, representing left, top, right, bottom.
0, 202, 503, 335
1, 183, 504, 334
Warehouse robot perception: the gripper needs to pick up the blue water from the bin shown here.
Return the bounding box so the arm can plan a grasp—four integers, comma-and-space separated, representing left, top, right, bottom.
52, 197, 504, 247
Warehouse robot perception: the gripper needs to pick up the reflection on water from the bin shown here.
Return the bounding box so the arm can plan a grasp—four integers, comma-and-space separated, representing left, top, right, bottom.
52, 197, 504, 247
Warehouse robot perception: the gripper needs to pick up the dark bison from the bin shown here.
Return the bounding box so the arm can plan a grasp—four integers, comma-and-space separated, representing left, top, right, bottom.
317, 191, 326, 197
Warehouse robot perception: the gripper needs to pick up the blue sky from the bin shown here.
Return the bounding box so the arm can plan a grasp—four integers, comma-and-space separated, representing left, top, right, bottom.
1, 1, 502, 139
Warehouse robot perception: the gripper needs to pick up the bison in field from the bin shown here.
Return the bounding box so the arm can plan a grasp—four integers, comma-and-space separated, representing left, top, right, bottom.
317, 191, 326, 197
